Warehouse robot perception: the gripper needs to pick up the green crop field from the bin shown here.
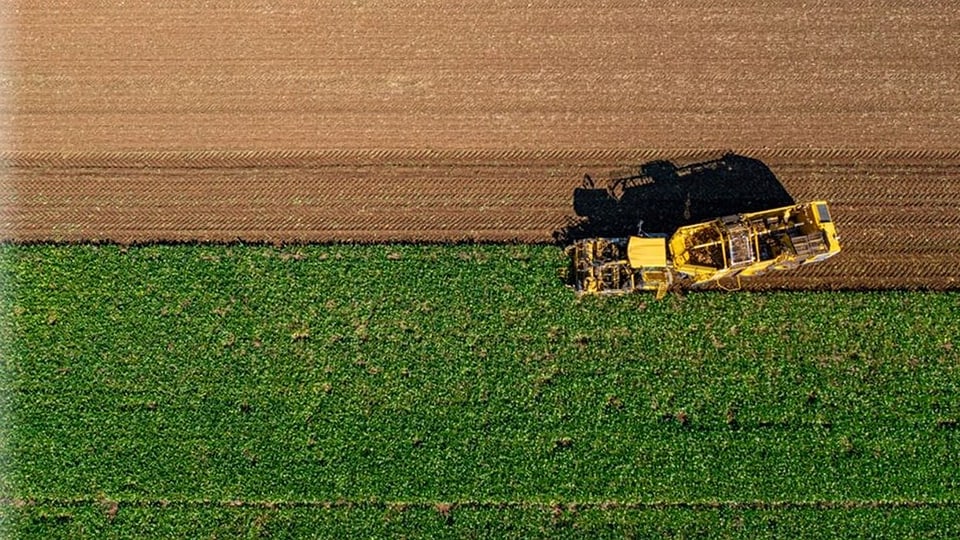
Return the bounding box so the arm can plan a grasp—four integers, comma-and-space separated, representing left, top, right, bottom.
1, 244, 959, 538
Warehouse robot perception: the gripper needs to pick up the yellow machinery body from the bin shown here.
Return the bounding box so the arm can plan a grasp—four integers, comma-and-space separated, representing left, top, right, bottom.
567, 200, 840, 298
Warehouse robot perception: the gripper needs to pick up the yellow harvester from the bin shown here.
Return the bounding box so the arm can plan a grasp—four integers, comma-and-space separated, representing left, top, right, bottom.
567, 200, 840, 298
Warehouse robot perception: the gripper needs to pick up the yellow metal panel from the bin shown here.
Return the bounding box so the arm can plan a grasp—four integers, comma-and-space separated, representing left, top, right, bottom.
627, 236, 667, 268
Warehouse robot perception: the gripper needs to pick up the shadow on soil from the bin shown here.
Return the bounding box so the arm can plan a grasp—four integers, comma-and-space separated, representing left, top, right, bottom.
554, 153, 795, 245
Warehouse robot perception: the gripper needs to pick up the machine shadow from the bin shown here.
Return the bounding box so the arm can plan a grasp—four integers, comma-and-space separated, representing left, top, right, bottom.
554, 153, 795, 244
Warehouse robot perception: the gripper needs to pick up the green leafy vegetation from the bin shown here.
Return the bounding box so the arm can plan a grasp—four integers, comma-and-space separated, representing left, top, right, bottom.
1, 244, 959, 537
3, 501, 959, 539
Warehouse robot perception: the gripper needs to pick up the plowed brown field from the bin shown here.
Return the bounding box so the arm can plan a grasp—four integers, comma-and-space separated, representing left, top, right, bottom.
3, 2, 960, 290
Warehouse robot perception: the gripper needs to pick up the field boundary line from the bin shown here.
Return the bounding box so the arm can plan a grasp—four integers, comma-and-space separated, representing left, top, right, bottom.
4, 148, 960, 168
3, 497, 960, 511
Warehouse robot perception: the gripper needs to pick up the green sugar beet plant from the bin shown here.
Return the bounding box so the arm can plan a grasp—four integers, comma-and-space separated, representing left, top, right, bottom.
1, 244, 958, 538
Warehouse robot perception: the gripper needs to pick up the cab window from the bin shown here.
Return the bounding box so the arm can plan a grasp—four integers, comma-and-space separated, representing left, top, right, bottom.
816, 204, 831, 223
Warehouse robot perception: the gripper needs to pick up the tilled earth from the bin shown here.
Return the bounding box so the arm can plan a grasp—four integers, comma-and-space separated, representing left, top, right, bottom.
4, 149, 959, 290
3, 2, 960, 290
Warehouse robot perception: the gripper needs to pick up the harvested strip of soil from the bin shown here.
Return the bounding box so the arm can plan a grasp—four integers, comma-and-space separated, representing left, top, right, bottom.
3, 149, 959, 290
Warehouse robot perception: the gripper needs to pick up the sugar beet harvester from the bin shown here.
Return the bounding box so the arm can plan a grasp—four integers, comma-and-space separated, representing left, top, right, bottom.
567, 200, 841, 298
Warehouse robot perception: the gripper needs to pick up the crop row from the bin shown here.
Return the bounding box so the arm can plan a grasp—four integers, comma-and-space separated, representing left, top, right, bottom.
2, 244, 959, 537
3, 500, 959, 539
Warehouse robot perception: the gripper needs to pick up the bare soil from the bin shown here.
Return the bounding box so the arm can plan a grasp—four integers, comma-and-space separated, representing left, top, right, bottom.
3, 2, 959, 290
